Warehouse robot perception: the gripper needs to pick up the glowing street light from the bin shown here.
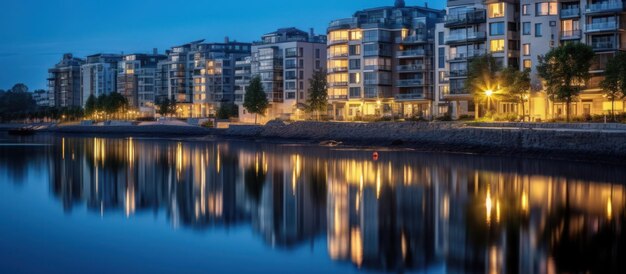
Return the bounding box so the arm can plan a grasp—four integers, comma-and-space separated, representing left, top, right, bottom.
484, 89, 494, 113
485, 89, 494, 97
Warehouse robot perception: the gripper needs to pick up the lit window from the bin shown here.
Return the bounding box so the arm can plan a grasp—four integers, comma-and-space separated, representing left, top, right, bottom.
349, 31, 362, 41
522, 4, 530, 15
490, 39, 505, 52
523, 44, 530, 56
329, 31, 348, 42
536, 2, 558, 16
488, 3, 505, 18
523, 59, 532, 69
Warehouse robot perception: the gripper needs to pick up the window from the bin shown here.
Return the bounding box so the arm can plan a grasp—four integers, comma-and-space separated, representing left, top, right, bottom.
490, 39, 505, 52
349, 73, 361, 84
438, 32, 444, 45
349, 31, 362, 41
349, 59, 361, 70
488, 3, 505, 18
523, 22, 531, 35
349, 87, 361, 97
329, 31, 348, 42
438, 48, 445, 69
522, 4, 530, 15
523, 44, 530, 56
349, 45, 361, 56
523, 59, 532, 69
535, 23, 542, 37
535, 2, 557, 16
490, 22, 505, 35
315, 49, 320, 58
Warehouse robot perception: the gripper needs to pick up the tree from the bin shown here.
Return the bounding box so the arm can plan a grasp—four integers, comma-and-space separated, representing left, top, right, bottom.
537, 43, 594, 122
84, 94, 97, 118
466, 54, 500, 118
501, 67, 531, 120
105, 92, 128, 118
306, 69, 328, 120
600, 51, 626, 121
11, 83, 28, 93
157, 97, 171, 117
216, 102, 238, 119
243, 76, 269, 124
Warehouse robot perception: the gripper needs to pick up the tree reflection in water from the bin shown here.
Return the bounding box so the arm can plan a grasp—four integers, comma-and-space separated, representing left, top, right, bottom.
1, 135, 625, 273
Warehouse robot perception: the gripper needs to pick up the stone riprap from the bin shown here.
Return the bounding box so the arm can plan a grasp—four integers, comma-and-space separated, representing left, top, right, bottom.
224, 121, 626, 156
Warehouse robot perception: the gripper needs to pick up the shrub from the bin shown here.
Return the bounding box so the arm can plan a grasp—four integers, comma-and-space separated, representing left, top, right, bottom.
201, 120, 214, 128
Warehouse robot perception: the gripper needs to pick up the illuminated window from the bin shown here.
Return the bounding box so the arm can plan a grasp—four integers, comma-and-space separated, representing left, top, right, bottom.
349, 73, 360, 84
523, 44, 530, 56
329, 31, 348, 42
349, 31, 362, 41
536, 2, 557, 16
523, 59, 532, 69
329, 45, 348, 57
490, 39, 505, 52
488, 3, 505, 18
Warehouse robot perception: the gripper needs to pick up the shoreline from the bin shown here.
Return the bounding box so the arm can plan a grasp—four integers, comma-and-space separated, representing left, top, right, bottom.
2, 121, 626, 164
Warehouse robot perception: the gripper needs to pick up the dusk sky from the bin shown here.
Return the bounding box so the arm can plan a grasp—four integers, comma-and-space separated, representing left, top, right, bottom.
0, 0, 443, 91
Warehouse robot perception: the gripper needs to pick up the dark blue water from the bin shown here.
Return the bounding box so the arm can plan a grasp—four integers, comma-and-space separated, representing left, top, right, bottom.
0, 133, 624, 273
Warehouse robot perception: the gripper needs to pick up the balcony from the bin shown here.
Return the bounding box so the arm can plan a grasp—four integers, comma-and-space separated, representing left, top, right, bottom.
586, 1, 624, 14
561, 30, 582, 40
448, 50, 486, 61
395, 93, 427, 101
328, 38, 349, 45
328, 18, 356, 30
266, 92, 283, 103
447, 88, 470, 96
328, 81, 348, 87
396, 79, 424, 87
586, 21, 618, 32
363, 49, 392, 57
449, 70, 468, 78
560, 8, 580, 18
444, 10, 486, 27
592, 41, 616, 51
364, 79, 392, 85
445, 32, 487, 45
397, 64, 426, 72
329, 53, 349, 59
329, 95, 348, 100
329, 67, 348, 73
395, 35, 428, 44
363, 65, 392, 71
396, 49, 427, 58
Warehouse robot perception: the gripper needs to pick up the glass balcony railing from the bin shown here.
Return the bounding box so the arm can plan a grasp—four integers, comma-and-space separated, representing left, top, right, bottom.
449, 70, 468, 77
561, 30, 582, 39
586, 21, 618, 31
395, 93, 426, 100
586, 1, 624, 13
396, 79, 424, 87
395, 35, 428, 44
445, 32, 487, 44
448, 50, 486, 61
396, 49, 427, 58
444, 10, 486, 26
397, 64, 426, 72
591, 41, 616, 50
560, 8, 580, 17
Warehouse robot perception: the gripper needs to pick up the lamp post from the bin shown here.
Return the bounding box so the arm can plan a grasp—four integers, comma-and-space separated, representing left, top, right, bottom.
485, 89, 493, 114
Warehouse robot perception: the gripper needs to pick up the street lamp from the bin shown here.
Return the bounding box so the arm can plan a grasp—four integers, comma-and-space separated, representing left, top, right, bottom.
485, 89, 493, 113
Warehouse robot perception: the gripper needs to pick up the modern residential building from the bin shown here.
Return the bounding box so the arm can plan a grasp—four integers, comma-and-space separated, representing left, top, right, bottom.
326, 0, 445, 120
236, 28, 327, 123
47, 53, 85, 108
116, 51, 167, 116
234, 56, 252, 105
435, 0, 626, 120
163, 39, 251, 118
32, 89, 49, 107
80, 54, 122, 106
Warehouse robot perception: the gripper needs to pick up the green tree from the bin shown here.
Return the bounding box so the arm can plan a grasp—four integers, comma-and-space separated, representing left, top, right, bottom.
500, 67, 531, 120
537, 43, 594, 122
216, 102, 238, 119
306, 69, 328, 120
84, 94, 97, 118
600, 51, 626, 121
466, 54, 500, 118
0, 90, 36, 121
11, 83, 28, 93
105, 92, 128, 118
243, 76, 269, 124
157, 97, 172, 117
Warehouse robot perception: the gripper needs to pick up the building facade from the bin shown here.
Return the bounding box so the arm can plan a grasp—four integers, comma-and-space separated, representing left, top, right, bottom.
116, 51, 167, 116
326, 0, 445, 120
435, 0, 626, 120
48, 53, 85, 108
80, 54, 122, 106
236, 28, 327, 123
163, 39, 251, 118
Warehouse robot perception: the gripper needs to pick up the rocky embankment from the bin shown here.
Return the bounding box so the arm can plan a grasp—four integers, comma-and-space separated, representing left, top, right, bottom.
222, 121, 626, 159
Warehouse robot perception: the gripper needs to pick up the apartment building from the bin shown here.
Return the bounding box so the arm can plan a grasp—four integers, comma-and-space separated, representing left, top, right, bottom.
236, 28, 327, 123
80, 54, 122, 106
436, 0, 626, 120
435, 0, 520, 118
116, 51, 167, 116
234, 56, 252, 104
32, 89, 49, 107
327, 0, 445, 120
47, 53, 85, 108
163, 40, 251, 118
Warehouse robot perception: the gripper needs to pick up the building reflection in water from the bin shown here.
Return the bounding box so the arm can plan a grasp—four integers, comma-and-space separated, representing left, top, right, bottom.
23, 136, 626, 273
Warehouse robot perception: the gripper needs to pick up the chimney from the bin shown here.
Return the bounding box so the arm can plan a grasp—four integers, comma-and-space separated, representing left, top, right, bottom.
153, 48, 158, 55
309, 28, 315, 41
225, 36, 230, 43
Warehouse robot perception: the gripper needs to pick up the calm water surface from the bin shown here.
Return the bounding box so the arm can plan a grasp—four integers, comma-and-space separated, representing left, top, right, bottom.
0, 133, 624, 274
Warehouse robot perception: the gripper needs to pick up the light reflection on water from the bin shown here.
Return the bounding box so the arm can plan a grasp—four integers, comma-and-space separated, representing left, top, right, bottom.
0, 134, 625, 273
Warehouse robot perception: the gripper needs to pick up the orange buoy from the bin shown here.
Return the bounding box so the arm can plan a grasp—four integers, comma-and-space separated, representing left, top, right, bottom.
372, 151, 379, 161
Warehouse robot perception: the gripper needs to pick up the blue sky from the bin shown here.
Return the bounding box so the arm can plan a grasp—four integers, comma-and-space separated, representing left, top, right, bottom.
0, 0, 443, 90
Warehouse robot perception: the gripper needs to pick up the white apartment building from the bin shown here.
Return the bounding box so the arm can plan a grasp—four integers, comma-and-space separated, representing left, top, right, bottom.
80, 54, 122, 106
117, 51, 167, 116
236, 28, 327, 123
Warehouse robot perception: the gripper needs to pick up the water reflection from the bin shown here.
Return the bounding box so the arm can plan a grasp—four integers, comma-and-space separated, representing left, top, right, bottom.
1, 135, 625, 273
